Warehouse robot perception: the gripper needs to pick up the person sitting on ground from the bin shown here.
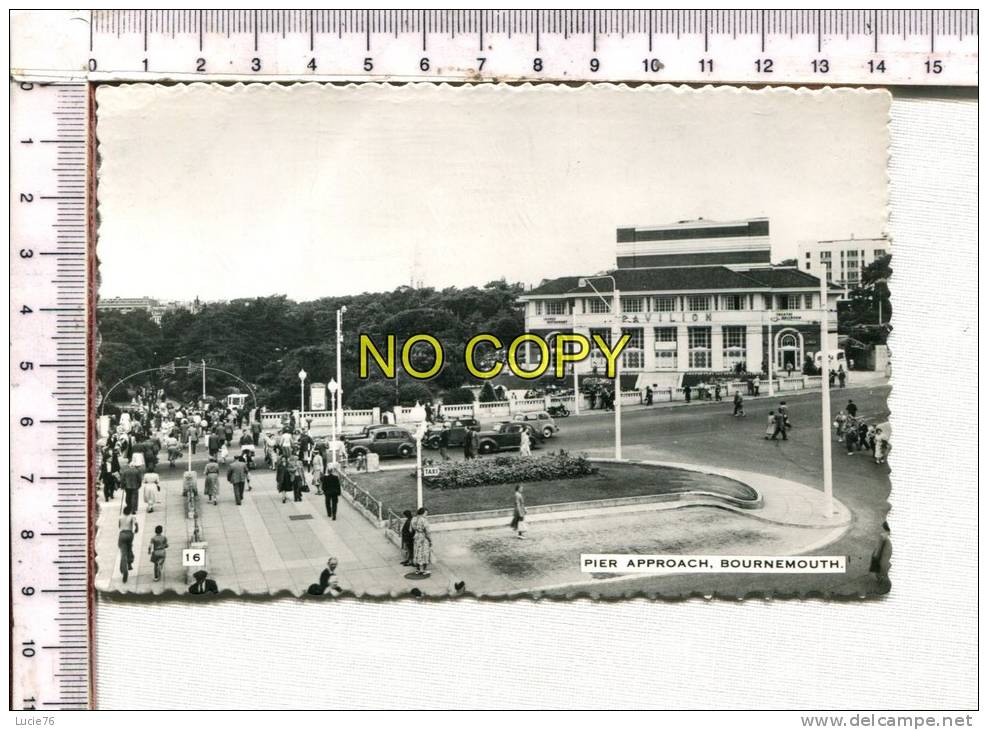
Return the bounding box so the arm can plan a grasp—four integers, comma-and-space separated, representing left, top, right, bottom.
188, 569, 218, 595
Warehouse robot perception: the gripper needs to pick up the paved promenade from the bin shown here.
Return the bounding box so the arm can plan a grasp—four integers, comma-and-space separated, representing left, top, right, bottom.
95, 464, 458, 596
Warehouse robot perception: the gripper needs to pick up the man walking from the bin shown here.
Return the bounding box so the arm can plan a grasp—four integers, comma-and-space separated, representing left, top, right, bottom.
322, 465, 342, 520
846, 399, 858, 418
683, 383, 692, 403
732, 391, 745, 417
120, 460, 143, 514
837, 367, 847, 388
226, 455, 249, 506
438, 424, 451, 462
770, 410, 788, 441
207, 430, 222, 460
470, 428, 481, 460
463, 427, 474, 460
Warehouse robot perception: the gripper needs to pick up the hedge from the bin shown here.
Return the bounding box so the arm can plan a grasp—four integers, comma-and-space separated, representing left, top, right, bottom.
425, 450, 597, 490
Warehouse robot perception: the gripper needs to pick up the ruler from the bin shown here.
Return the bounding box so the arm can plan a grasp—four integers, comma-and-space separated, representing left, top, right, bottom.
10, 9, 980, 85
9, 81, 93, 710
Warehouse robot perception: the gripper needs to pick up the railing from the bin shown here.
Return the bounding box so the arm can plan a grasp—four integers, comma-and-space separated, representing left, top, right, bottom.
339, 472, 384, 526
384, 508, 404, 547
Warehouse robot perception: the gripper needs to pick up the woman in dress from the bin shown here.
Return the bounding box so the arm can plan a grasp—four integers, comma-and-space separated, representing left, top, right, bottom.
764, 411, 776, 440
203, 457, 221, 505
411, 507, 433, 577
276, 453, 293, 504
311, 449, 325, 495
148, 525, 169, 582
519, 428, 532, 457
142, 470, 161, 513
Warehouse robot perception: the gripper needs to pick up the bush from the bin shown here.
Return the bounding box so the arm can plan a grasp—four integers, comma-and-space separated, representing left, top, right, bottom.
441, 387, 475, 405
425, 450, 597, 490
478, 381, 501, 403
348, 382, 397, 411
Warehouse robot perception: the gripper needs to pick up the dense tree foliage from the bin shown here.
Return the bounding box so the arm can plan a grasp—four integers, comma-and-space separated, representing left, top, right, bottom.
838, 254, 892, 345
97, 281, 525, 411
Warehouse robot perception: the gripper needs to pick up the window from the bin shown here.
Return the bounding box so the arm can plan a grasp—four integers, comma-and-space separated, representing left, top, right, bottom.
763, 294, 774, 310
783, 294, 802, 310
688, 327, 711, 369
874, 249, 886, 258
820, 251, 831, 260
805, 263, 811, 270
545, 300, 567, 315
687, 295, 711, 312
722, 326, 747, 370
588, 297, 611, 314
621, 328, 644, 369
804, 294, 813, 310
653, 296, 676, 312
805, 252, 811, 259
654, 327, 679, 369
535, 301, 542, 315
723, 294, 745, 311
848, 250, 859, 259
621, 297, 643, 313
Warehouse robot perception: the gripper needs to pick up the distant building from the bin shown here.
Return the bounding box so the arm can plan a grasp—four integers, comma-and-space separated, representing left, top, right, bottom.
797, 236, 890, 292
98, 296, 200, 324
518, 217, 841, 383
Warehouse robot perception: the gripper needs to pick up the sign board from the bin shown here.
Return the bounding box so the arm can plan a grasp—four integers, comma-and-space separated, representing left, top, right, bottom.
310, 382, 327, 411
182, 548, 207, 567
423, 466, 441, 477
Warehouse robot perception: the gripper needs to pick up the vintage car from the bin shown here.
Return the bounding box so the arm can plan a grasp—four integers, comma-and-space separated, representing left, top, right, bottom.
476, 422, 544, 455
511, 411, 560, 439
340, 423, 392, 442
345, 427, 416, 459
425, 417, 481, 449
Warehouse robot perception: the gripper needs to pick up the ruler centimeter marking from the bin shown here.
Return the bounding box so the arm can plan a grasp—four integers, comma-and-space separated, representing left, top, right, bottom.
10, 80, 93, 711
10, 9, 979, 85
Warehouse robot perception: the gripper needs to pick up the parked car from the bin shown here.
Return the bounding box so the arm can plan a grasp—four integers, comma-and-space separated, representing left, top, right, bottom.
511, 411, 560, 439
425, 418, 481, 449
345, 427, 416, 459
341, 424, 391, 442
476, 422, 544, 454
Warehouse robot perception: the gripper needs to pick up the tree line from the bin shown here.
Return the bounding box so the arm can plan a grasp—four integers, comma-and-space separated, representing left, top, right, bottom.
97, 280, 526, 412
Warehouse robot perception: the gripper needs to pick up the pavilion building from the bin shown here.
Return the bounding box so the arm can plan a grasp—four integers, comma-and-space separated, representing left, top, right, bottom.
517, 217, 841, 390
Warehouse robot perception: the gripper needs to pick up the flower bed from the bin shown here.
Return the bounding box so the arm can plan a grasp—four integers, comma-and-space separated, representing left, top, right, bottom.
426, 451, 597, 490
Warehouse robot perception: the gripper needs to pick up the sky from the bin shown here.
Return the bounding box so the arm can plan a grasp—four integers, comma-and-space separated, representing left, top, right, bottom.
95, 83, 889, 302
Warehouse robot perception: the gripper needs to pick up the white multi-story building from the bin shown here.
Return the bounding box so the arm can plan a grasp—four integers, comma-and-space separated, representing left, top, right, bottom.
797, 235, 890, 291
518, 217, 840, 385
97, 296, 200, 324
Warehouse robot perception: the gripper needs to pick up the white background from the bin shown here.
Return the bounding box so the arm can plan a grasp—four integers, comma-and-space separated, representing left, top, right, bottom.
94, 89, 977, 710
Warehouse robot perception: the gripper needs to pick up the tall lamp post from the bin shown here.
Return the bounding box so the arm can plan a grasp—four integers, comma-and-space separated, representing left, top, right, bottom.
328, 378, 339, 465
410, 403, 428, 509
335, 306, 347, 449
819, 276, 835, 518
579, 275, 622, 460
298, 368, 307, 421
571, 303, 581, 416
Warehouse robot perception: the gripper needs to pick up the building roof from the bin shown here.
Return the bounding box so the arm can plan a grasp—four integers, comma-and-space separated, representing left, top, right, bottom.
524, 265, 827, 297
734, 267, 821, 288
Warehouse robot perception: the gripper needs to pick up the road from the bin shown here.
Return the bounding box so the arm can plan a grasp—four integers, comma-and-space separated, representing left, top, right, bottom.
541, 382, 891, 596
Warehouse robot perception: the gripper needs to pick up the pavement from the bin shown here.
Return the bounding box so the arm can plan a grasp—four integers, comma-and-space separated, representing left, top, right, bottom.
96, 375, 891, 597
94, 462, 457, 597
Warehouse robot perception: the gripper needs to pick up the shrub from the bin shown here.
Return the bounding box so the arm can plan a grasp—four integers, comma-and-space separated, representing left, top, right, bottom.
425, 450, 597, 490
441, 387, 476, 406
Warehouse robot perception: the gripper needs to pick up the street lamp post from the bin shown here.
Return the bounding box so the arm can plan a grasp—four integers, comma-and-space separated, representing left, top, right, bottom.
335, 306, 347, 449
328, 378, 339, 465
819, 277, 835, 518
579, 275, 622, 460
414, 419, 428, 510
768, 314, 777, 398
298, 368, 308, 421
201, 359, 206, 401
571, 303, 580, 416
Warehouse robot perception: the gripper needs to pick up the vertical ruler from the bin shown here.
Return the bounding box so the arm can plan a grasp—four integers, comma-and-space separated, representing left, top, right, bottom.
9, 81, 93, 710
